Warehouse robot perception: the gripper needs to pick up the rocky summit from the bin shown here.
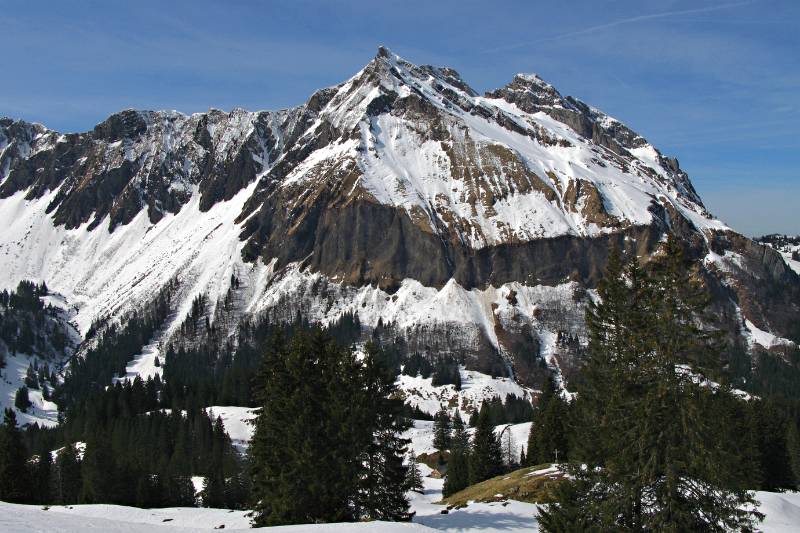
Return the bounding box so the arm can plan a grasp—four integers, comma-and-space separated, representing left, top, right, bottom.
1, 47, 797, 390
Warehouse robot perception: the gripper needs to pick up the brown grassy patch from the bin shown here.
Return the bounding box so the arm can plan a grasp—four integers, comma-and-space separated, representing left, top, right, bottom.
439, 464, 565, 507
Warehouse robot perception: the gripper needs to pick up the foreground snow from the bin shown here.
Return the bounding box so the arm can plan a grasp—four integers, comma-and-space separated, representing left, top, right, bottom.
4, 459, 797, 533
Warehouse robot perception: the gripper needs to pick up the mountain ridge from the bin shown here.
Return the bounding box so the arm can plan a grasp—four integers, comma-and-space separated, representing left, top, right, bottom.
0, 47, 797, 397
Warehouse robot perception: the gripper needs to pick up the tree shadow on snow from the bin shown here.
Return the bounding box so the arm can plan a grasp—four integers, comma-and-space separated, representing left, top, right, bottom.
416, 508, 538, 531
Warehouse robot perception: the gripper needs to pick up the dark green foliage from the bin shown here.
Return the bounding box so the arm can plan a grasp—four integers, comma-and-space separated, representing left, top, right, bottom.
787, 419, 800, 489
525, 377, 569, 465
80, 431, 116, 503
751, 399, 794, 491
202, 416, 239, 508
160, 312, 351, 410
541, 238, 762, 532
0, 409, 31, 502
406, 456, 424, 493
355, 344, 414, 521
747, 347, 800, 399
443, 448, 470, 497
433, 407, 452, 453
431, 356, 461, 388
443, 411, 471, 497
467, 393, 534, 427
468, 404, 504, 485
249, 332, 411, 526
14, 385, 32, 412
18, 375, 247, 509
12, 312, 371, 511
32, 444, 53, 504
54, 443, 82, 504
401, 403, 435, 421
0, 280, 68, 359
451, 411, 470, 453
402, 352, 433, 379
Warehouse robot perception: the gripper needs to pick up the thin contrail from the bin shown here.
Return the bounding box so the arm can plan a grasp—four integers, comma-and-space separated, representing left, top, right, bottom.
484, 0, 757, 53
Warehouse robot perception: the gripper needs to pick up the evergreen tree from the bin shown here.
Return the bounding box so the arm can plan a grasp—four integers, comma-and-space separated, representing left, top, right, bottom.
787, 420, 800, 489
203, 416, 229, 508
55, 444, 82, 504
540, 238, 761, 532
468, 403, 503, 485
0, 409, 31, 502
405, 456, 424, 494
753, 400, 794, 490
451, 411, 470, 452
432, 407, 452, 454
526, 377, 569, 465
354, 343, 413, 521
80, 432, 116, 503
443, 411, 471, 497
203, 471, 226, 508
250, 332, 410, 526
250, 331, 350, 525
33, 446, 53, 504
14, 386, 32, 412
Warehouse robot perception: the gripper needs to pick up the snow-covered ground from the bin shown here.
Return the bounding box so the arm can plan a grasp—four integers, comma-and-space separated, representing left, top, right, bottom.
2, 482, 799, 532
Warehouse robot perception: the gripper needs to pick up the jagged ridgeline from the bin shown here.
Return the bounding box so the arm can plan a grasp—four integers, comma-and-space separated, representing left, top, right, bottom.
0, 46, 798, 400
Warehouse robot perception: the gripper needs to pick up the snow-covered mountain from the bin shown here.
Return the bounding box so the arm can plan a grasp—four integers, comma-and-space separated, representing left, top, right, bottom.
1, 47, 798, 395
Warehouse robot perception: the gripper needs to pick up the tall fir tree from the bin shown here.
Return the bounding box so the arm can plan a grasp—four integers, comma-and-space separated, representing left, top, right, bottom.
786, 419, 800, 489
249, 332, 410, 526
55, 443, 82, 504
0, 409, 31, 502
443, 411, 471, 497
33, 445, 53, 504
14, 386, 32, 412
432, 407, 452, 454
468, 403, 504, 485
540, 237, 761, 532
355, 343, 413, 521
80, 432, 116, 503
526, 376, 569, 466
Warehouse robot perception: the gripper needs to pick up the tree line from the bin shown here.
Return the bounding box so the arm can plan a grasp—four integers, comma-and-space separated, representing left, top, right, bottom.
1, 327, 415, 528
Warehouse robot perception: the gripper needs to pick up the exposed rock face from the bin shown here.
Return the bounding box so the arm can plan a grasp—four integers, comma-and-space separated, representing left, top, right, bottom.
0, 48, 796, 388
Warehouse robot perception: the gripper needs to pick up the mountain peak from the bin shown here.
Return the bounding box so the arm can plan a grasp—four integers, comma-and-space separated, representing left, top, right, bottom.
375, 45, 392, 59
513, 72, 554, 90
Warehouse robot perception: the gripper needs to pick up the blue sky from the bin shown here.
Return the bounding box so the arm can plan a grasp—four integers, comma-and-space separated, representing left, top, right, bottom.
1, 0, 797, 236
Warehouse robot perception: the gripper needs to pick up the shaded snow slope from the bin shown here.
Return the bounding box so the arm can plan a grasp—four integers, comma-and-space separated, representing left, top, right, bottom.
0, 353, 61, 427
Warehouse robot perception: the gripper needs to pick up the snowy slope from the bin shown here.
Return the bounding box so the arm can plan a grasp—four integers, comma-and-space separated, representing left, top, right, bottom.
0, 46, 794, 401
276, 48, 725, 248
2, 486, 798, 532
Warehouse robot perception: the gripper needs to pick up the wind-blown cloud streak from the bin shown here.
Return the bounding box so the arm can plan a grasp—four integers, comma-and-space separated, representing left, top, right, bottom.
484, 0, 758, 53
